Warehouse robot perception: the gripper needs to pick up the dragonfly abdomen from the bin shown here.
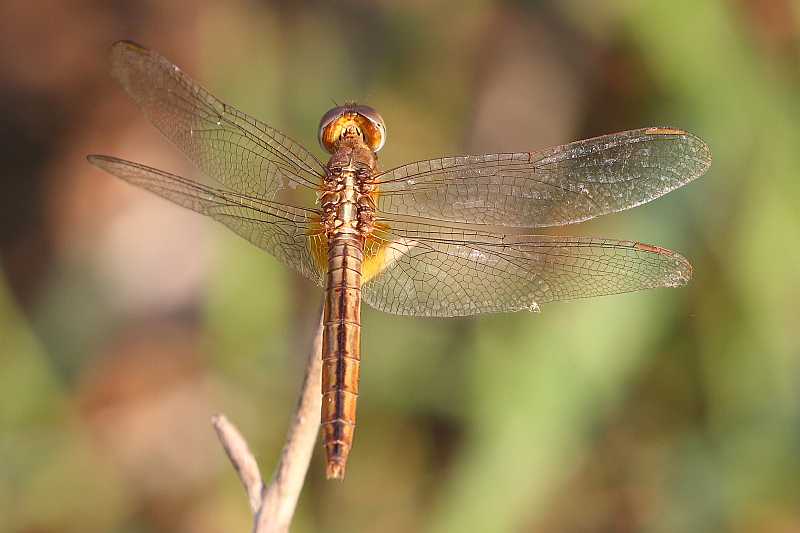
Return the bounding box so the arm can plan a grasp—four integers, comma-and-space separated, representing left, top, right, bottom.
321, 232, 364, 479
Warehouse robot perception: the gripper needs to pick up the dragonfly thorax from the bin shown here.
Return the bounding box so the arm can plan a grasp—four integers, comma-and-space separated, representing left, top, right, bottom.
321, 138, 379, 238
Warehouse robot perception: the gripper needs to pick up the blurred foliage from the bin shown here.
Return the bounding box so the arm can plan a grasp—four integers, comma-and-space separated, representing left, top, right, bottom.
0, 1, 798, 532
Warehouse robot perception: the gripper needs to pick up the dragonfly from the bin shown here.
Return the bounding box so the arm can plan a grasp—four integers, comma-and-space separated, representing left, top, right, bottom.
88, 41, 711, 480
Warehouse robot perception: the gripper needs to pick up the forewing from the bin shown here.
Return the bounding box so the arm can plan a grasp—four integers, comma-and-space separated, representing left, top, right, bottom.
88, 155, 326, 286
362, 220, 692, 317
110, 40, 325, 198
376, 128, 710, 227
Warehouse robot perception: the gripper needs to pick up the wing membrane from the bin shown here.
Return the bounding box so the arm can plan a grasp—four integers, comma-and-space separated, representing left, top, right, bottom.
362, 219, 692, 317
109, 40, 325, 198
376, 128, 710, 228
88, 155, 326, 286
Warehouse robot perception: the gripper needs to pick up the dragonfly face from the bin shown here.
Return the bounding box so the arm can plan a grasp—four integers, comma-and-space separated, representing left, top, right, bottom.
318, 104, 386, 153
88, 41, 711, 480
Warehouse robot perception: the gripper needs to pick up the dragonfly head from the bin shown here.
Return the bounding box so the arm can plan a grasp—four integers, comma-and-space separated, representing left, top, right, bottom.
319, 104, 386, 154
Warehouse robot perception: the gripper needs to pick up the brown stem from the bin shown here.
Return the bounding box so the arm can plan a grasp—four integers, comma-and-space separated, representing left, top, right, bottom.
213, 306, 324, 533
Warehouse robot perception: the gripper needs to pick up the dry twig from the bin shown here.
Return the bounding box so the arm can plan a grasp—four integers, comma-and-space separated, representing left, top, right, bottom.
213, 307, 324, 533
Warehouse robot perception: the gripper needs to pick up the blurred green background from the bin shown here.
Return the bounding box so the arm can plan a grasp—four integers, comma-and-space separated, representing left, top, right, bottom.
1, 1, 798, 532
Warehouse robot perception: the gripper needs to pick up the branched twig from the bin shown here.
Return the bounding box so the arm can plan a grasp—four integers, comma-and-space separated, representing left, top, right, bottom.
213, 307, 324, 533
212, 414, 264, 514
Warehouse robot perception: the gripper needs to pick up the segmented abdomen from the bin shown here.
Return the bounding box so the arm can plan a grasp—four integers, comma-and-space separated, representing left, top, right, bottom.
321, 232, 364, 479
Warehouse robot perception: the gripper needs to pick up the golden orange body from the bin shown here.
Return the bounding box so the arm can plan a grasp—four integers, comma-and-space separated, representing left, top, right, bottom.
317, 109, 384, 479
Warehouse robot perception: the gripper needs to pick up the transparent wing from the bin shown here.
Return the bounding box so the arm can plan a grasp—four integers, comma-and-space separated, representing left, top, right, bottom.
376, 128, 711, 228
88, 155, 326, 286
109, 40, 325, 198
362, 219, 692, 317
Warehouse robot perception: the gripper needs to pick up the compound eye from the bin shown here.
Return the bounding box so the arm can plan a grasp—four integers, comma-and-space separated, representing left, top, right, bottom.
353, 105, 386, 152
318, 106, 348, 153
